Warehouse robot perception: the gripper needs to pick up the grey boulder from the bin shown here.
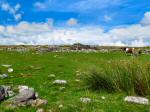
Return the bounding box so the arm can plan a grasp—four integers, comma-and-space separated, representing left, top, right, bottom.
124, 96, 149, 105
0, 86, 5, 101
9, 88, 36, 104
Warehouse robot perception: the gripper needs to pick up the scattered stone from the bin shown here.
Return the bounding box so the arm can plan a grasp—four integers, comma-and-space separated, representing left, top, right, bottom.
1, 64, 12, 67
54, 55, 59, 58
58, 104, 63, 108
101, 96, 106, 100
28, 65, 42, 70
76, 70, 80, 73
124, 96, 149, 105
8, 68, 14, 73
20, 73, 32, 78
0, 74, 8, 79
75, 79, 80, 82
53, 80, 67, 85
6, 103, 17, 109
47, 109, 53, 112
59, 87, 66, 91
36, 108, 44, 112
48, 74, 56, 78
30, 98, 48, 107
0, 86, 5, 101
76, 71, 82, 77
80, 97, 91, 103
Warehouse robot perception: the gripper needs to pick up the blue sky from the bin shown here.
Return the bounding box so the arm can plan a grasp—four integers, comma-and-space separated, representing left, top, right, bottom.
0, 0, 150, 27
0, 0, 150, 46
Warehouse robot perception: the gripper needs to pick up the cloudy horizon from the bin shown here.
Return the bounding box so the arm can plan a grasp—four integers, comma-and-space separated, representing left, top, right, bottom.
0, 0, 150, 46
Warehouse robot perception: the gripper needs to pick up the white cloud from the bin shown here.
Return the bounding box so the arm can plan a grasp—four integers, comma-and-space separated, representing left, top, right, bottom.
34, 0, 122, 12
131, 39, 145, 47
14, 13, 22, 21
141, 11, 150, 26
0, 2, 22, 21
1, 3, 10, 11
71, 0, 121, 12
67, 18, 78, 26
5, 21, 51, 33
14, 4, 21, 12
46, 18, 54, 27
104, 15, 112, 22
0, 26, 5, 32
34, 2, 47, 10
0, 12, 150, 46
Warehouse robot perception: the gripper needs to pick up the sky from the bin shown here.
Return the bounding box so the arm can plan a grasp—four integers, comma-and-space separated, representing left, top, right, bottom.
0, 0, 150, 46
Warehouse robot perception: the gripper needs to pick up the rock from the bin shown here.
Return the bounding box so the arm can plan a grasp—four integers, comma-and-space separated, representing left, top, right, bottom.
80, 97, 91, 103
0, 74, 8, 79
35, 92, 39, 98
8, 68, 13, 73
124, 96, 149, 105
54, 55, 59, 58
2, 85, 14, 97
1, 64, 12, 67
48, 74, 56, 78
75, 79, 80, 82
36, 108, 44, 112
7, 91, 15, 97
59, 87, 66, 91
58, 104, 63, 108
18, 85, 29, 93
6, 103, 17, 109
6, 85, 47, 107
53, 80, 67, 85
101, 96, 106, 100
47, 109, 53, 112
76, 73, 81, 77
2, 85, 11, 91
30, 98, 48, 107
0, 86, 5, 101
9, 88, 36, 104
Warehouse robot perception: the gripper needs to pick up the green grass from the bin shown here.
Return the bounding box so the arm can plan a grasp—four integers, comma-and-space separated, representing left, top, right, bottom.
0, 51, 150, 112
82, 61, 150, 96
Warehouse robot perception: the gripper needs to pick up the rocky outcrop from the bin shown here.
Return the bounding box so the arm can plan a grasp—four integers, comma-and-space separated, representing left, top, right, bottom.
0, 85, 47, 108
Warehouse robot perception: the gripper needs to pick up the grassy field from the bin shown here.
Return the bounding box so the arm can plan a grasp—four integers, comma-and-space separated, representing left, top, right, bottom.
0, 51, 150, 112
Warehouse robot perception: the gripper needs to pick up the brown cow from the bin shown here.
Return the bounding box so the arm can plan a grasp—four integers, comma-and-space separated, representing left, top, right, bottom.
123, 48, 135, 56
123, 48, 142, 56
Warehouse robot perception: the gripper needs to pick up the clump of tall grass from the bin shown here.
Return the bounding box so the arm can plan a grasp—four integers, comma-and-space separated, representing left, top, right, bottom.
83, 61, 150, 96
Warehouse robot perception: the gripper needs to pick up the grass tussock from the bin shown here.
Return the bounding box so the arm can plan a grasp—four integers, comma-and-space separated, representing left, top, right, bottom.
83, 61, 150, 96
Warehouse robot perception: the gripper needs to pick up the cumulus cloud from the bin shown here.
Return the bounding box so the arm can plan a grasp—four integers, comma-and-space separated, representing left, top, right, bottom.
0, 26, 4, 32
141, 12, 150, 26
131, 39, 145, 47
6, 21, 51, 33
0, 2, 22, 21
0, 12, 150, 46
67, 18, 78, 26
